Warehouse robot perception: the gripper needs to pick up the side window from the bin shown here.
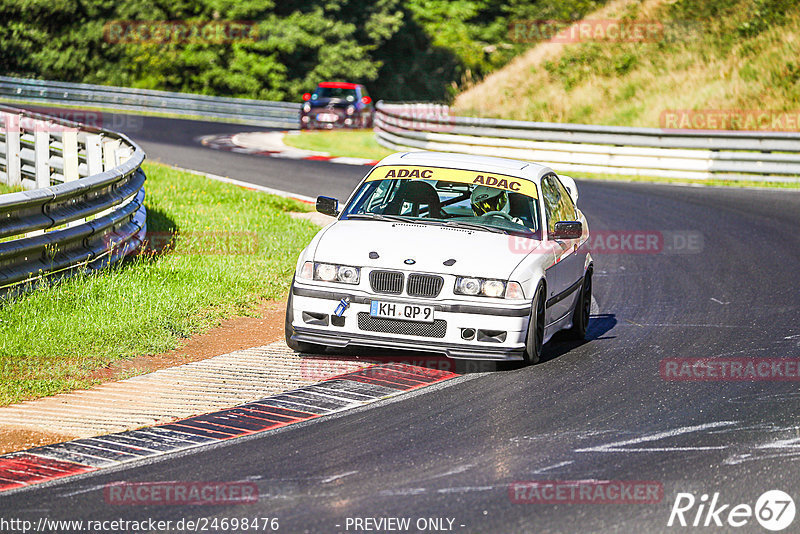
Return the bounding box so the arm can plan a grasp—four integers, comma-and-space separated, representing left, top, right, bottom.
553, 177, 577, 221
541, 176, 560, 235
362, 180, 389, 212
358, 180, 401, 214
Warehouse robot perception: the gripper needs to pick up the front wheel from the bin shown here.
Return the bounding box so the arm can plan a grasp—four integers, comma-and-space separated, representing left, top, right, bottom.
523, 282, 545, 364
567, 270, 592, 340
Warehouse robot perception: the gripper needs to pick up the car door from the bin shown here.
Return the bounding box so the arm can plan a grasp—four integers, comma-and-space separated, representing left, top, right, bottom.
551, 175, 585, 317
541, 175, 573, 323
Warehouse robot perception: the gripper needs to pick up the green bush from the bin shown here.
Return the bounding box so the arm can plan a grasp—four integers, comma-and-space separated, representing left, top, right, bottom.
0, 0, 610, 102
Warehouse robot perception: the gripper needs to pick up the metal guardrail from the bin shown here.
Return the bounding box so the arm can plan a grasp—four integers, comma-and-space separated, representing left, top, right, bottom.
0, 105, 146, 291
0, 76, 301, 128
374, 102, 800, 181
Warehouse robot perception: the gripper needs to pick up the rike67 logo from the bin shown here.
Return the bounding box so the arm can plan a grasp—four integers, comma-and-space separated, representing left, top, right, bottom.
668, 490, 795, 531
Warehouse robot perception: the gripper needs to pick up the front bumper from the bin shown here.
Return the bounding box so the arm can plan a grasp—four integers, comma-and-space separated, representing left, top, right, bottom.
288, 283, 531, 360
300, 111, 360, 129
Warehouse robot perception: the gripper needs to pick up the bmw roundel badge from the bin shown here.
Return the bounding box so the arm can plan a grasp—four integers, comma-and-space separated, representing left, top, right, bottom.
404, 258, 416, 265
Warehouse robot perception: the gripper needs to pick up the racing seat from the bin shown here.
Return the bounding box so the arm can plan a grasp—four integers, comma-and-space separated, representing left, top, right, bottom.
387, 181, 442, 218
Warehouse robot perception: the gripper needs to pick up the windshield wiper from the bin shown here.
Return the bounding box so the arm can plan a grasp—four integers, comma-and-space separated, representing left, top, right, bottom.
441, 220, 507, 234
346, 213, 423, 224
347, 214, 507, 234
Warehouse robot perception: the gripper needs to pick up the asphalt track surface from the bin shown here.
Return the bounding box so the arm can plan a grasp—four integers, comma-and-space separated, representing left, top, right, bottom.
4, 111, 800, 532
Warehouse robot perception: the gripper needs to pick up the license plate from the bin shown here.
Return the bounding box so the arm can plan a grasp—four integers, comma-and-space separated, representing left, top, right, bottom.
316, 113, 338, 122
370, 301, 435, 323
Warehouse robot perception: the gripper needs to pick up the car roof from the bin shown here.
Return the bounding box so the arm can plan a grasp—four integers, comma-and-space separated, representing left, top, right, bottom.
373, 151, 552, 182
318, 82, 360, 89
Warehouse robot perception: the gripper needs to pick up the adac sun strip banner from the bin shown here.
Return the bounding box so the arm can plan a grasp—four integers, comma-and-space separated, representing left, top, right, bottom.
366, 165, 538, 199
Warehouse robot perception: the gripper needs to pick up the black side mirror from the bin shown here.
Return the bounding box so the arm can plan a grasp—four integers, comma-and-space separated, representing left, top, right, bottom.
552, 221, 582, 240
316, 196, 339, 217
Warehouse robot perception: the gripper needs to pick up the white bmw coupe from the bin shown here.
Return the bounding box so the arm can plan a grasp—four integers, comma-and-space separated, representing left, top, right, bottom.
285, 152, 592, 363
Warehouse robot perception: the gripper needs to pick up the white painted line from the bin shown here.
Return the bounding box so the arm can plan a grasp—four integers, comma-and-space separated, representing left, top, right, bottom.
321, 470, 359, 484
574, 421, 737, 453
329, 157, 376, 165
758, 437, 800, 449
531, 460, 574, 474
165, 164, 316, 203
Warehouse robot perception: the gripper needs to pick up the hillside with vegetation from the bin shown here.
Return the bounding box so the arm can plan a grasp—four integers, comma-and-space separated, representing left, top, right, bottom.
453, 0, 800, 127
0, 0, 607, 102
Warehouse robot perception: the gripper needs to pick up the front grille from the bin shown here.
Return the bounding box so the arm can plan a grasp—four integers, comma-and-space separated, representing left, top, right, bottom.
407, 274, 444, 298
369, 270, 404, 294
357, 313, 447, 338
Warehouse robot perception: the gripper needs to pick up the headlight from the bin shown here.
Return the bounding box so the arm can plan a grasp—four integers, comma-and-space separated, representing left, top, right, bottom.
455, 277, 521, 299
313, 262, 360, 284
303, 102, 311, 112
482, 280, 505, 298
316, 263, 337, 281
455, 277, 481, 295
337, 265, 360, 284
346, 105, 355, 115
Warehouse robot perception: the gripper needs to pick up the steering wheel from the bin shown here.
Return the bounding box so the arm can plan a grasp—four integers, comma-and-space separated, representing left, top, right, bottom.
481, 210, 514, 221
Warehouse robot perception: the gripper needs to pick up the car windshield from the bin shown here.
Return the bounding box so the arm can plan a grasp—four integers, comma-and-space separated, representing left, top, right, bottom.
313, 87, 357, 101
341, 165, 541, 236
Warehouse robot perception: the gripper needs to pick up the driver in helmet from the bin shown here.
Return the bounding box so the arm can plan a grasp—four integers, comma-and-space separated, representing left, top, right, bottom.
471, 185, 523, 224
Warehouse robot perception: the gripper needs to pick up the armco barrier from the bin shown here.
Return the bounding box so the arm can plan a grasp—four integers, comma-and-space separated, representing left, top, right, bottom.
0, 76, 300, 128
374, 102, 800, 181
0, 105, 146, 291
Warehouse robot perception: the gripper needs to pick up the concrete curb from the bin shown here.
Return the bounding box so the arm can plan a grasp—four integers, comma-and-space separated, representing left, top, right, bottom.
0, 362, 457, 494
199, 131, 379, 167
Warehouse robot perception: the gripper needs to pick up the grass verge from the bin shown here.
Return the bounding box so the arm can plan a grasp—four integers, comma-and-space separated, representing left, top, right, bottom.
283, 129, 393, 161
0, 184, 23, 194
0, 162, 318, 406
454, 0, 800, 128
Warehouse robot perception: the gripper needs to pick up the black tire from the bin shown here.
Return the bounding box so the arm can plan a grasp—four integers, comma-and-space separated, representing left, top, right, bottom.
523, 282, 546, 365
285, 282, 325, 353
567, 270, 592, 340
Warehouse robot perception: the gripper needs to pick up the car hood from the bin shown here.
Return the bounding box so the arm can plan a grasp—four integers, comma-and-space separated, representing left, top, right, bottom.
313, 220, 540, 279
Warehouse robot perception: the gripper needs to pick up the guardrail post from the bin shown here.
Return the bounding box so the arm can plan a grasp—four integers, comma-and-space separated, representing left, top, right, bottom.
86, 133, 103, 175
34, 121, 50, 188
116, 145, 133, 165
62, 129, 79, 182
3, 112, 22, 187
103, 138, 121, 170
